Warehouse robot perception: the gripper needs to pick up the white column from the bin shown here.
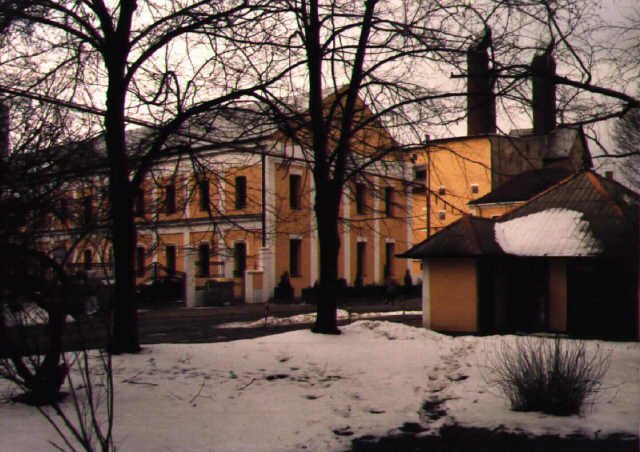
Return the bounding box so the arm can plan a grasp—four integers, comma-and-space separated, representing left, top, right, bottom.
342, 191, 351, 282
184, 248, 197, 307
373, 181, 380, 283
422, 261, 431, 329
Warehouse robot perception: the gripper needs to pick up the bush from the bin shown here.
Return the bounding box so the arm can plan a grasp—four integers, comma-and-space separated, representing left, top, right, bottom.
485, 336, 610, 416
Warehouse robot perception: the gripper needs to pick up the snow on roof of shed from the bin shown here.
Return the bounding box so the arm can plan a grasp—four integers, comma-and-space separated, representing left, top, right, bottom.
494, 208, 602, 256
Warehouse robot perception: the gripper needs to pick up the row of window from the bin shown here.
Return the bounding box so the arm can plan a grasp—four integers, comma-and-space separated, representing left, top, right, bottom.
355, 183, 396, 217
131, 239, 397, 281
133, 176, 398, 218
134, 175, 304, 217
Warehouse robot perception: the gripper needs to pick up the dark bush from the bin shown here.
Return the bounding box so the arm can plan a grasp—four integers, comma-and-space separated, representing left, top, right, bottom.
485, 336, 610, 416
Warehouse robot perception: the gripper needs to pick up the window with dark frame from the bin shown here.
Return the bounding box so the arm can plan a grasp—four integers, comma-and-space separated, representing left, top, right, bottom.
384, 242, 395, 278
384, 186, 394, 217
438, 210, 446, 221
289, 174, 302, 210
165, 183, 176, 214
135, 187, 145, 217
165, 245, 176, 274
289, 238, 302, 277
355, 183, 366, 214
235, 176, 247, 209
136, 246, 145, 276
198, 243, 210, 277
356, 241, 366, 279
198, 179, 210, 212
438, 186, 446, 196
233, 242, 246, 277
471, 184, 479, 194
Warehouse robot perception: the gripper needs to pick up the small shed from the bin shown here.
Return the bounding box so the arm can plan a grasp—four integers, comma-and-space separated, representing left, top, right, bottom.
400, 171, 640, 340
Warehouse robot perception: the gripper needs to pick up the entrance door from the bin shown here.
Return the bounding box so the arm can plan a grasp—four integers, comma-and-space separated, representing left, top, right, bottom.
506, 259, 548, 332
233, 242, 246, 301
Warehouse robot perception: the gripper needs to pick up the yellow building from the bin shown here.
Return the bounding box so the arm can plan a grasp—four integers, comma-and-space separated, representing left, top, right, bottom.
36, 95, 414, 305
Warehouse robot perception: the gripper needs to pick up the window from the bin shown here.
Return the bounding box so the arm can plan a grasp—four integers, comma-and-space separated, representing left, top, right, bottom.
198, 243, 210, 277
471, 184, 479, 194
82, 196, 93, 224
289, 174, 302, 210
289, 239, 302, 277
438, 186, 446, 196
414, 166, 426, 181
233, 242, 246, 277
356, 241, 366, 279
165, 245, 176, 274
165, 184, 176, 214
384, 242, 395, 278
136, 247, 145, 276
438, 210, 446, 221
355, 183, 366, 214
384, 187, 394, 217
198, 179, 210, 212
235, 176, 247, 209
135, 188, 145, 216
83, 249, 92, 270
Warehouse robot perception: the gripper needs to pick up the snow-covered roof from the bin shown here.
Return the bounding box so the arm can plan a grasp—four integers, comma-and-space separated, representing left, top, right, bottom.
494, 208, 602, 256
400, 171, 639, 260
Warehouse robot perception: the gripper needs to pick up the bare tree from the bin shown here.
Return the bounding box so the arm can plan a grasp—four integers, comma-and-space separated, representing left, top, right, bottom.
0, 0, 283, 352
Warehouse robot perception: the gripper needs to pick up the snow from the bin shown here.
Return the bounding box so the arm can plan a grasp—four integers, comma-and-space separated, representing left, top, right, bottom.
495, 208, 602, 256
217, 309, 422, 328
1, 320, 638, 451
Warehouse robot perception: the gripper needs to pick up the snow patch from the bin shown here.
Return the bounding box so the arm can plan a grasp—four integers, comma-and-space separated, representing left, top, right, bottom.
495, 208, 602, 256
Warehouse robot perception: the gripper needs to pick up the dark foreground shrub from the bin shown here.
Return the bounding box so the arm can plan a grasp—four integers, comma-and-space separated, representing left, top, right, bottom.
485, 336, 610, 416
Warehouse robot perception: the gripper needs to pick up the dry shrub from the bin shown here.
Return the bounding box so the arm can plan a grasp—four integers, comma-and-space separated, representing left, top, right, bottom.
485, 336, 610, 416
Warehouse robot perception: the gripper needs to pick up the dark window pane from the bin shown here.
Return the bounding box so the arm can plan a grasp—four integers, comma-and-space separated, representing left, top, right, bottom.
289, 239, 301, 277
166, 245, 176, 274
289, 175, 301, 210
136, 247, 145, 276
235, 176, 247, 209
198, 244, 210, 277
165, 184, 176, 214
199, 180, 209, 212
384, 187, 394, 217
233, 242, 246, 277
356, 183, 366, 214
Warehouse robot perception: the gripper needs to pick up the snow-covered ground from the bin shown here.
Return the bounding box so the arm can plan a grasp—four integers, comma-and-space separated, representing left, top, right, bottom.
1, 319, 638, 451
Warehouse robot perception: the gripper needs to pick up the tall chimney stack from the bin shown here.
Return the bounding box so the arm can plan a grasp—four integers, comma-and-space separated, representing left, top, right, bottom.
531, 46, 556, 135
467, 28, 496, 136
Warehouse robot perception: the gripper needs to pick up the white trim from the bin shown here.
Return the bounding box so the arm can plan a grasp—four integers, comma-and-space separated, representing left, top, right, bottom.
373, 179, 380, 282
422, 261, 431, 329
343, 191, 351, 281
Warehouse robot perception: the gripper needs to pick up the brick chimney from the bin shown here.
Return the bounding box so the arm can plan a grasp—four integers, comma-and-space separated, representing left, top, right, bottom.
467, 28, 496, 136
531, 47, 556, 135
0, 101, 8, 158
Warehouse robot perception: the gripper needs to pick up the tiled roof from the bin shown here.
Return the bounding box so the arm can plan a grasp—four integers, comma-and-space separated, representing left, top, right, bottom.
398, 216, 501, 258
470, 167, 572, 205
400, 171, 640, 259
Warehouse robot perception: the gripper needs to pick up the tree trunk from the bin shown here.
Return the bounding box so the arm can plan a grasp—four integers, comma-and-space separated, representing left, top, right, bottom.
104, 69, 140, 353
312, 188, 341, 334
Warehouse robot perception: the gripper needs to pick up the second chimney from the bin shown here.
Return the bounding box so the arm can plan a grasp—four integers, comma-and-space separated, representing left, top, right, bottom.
531, 47, 556, 135
467, 28, 496, 136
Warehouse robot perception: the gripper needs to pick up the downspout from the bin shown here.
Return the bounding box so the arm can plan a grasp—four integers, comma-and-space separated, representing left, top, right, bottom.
425, 135, 431, 238
261, 152, 266, 247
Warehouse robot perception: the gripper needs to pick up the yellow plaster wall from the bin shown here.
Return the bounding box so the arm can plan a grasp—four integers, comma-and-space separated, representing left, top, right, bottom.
427, 138, 492, 233
429, 258, 478, 332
